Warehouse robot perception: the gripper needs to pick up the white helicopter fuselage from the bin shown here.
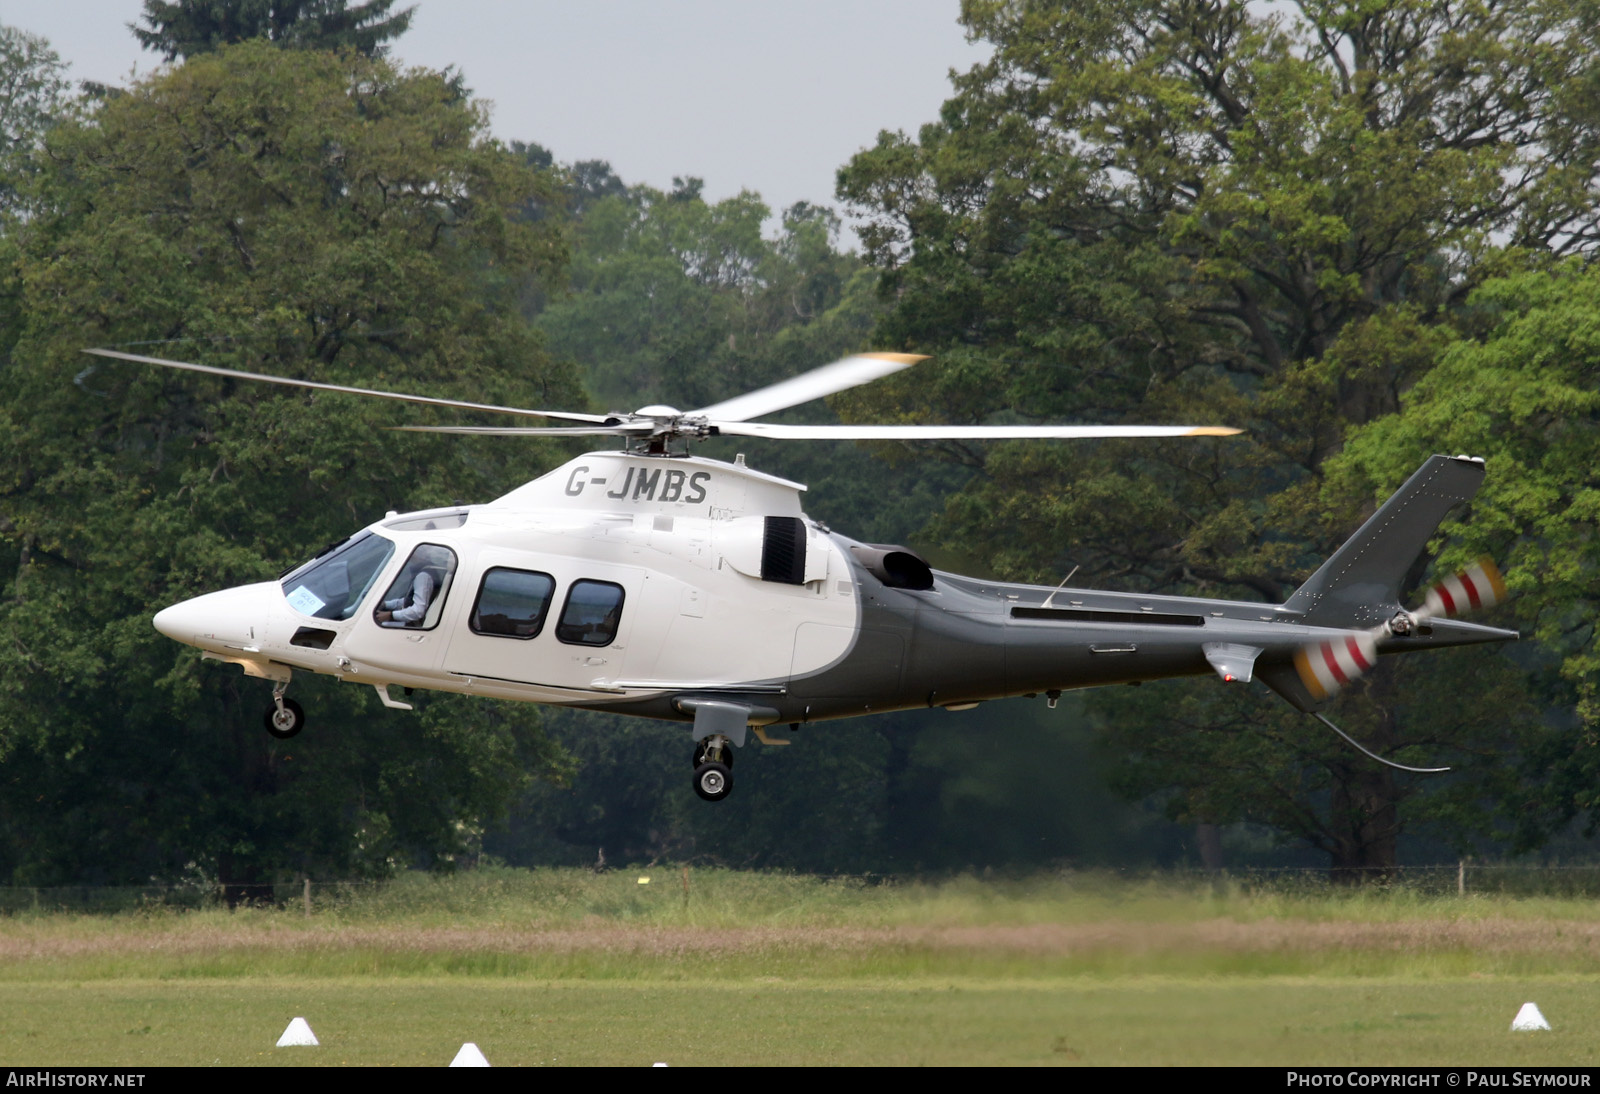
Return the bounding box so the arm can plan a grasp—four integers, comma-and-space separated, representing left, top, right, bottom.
157, 451, 860, 715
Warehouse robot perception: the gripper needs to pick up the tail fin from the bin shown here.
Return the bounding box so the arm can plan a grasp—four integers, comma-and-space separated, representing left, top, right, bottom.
1281, 455, 1485, 628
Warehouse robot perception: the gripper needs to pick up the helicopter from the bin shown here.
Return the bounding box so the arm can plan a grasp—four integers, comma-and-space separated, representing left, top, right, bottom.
86, 347, 1518, 801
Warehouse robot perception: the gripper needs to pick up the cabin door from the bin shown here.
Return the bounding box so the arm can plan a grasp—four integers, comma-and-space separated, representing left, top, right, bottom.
442, 550, 642, 694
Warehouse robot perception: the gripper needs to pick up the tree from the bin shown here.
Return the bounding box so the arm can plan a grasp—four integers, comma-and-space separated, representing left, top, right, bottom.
0, 25, 71, 426
0, 41, 579, 887
133, 0, 414, 61
0, 25, 70, 216
837, 0, 1600, 875
1337, 263, 1600, 848
533, 174, 966, 541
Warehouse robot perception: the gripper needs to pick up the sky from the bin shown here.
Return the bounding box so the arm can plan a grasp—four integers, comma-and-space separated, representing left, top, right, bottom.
1, 0, 989, 226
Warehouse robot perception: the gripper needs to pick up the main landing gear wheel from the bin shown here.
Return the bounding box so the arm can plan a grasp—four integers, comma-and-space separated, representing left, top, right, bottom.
693, 761, 732, 802
691, 733, 734, 800
264, 698, 305, 740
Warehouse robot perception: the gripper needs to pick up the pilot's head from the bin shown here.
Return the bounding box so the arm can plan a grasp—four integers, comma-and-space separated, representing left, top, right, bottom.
412, 545, 453, 575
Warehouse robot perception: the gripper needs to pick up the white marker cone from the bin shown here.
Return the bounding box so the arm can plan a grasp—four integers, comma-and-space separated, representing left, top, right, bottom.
1511, 1002, 1551, 1031
450, 1042, 491, 1067
276, 1016, 319, 1046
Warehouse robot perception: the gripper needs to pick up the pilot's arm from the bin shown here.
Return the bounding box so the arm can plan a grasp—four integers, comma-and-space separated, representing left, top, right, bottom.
376, 572, 435, 625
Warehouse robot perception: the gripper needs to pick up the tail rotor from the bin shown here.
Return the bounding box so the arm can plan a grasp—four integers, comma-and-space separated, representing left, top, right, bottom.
1293, 557, 1507, 702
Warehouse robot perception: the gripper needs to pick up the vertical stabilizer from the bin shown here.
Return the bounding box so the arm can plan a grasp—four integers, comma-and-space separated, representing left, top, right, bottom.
1281, 455, 1484, 628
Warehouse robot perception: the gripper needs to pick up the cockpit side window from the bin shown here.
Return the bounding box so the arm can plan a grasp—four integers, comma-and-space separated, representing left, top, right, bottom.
375, 543, 458, 629
470, 568, 556, 638
281, 531, 396, 621
555, 579, 625, 646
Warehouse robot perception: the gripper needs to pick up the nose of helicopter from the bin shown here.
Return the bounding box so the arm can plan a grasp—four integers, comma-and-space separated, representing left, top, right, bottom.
154, 583, 277, 648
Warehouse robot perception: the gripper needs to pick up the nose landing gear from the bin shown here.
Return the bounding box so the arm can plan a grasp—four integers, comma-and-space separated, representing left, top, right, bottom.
692, 734, 733, 802
264, 680, 305, 739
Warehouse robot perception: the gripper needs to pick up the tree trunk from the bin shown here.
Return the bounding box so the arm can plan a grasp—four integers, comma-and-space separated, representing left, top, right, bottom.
1326, 698, 1401, 885
218, 681, 277, 908
1195, 822, 1225, 871
878, 717, 921, 870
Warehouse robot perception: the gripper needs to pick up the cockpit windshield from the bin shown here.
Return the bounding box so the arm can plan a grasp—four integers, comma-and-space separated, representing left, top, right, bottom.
280, 531, 396, 621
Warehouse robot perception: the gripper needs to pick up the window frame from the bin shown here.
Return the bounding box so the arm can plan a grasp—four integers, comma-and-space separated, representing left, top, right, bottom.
280, 530, 397, 622
554, 579, 627, 647
467, 566, 558, 641
372, 542, 458, 632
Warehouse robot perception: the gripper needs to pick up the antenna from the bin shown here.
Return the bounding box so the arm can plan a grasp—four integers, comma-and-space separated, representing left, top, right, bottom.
1041, 566, 1080, 608
1311, 712, 1449, 774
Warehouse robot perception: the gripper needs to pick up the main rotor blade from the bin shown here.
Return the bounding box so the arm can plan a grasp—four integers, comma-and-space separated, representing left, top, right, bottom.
711, 422, 1243, 440
82, 348, 613, 424
392, 424, 651, 437
689, 352, 928, 423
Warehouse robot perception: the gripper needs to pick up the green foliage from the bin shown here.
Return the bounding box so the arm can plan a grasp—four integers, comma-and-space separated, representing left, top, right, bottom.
841, 0, 1600, 586
539, 182, 861, 410
1100, 649, 1544, 873
1337, 263, 1600, 843
532, 170, 977, 544
0, 25, 71, 399
133, 0, 415, 61
493, 696, 1177, 875
0, 42, 579, 885
0, 25, 70, 217
836, 0, 1599, 871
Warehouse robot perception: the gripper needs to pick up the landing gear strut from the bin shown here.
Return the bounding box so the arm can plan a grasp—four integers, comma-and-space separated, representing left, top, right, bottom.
692, 734, 733, 802
264, 680, 305, 740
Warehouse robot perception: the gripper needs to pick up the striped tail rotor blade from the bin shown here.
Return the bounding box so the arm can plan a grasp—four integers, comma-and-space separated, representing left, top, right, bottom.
1422, 557, 1507, 620
1294, 631, 1380, 702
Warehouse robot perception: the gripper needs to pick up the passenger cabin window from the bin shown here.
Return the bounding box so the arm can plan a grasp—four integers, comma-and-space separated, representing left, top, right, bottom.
556, 580, 625, 646
375, 544, 457, 629
470, 568, 556, 639
281, 531, 395, 621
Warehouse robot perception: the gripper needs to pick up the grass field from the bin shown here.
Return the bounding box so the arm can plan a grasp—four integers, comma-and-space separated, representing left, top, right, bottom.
3, 869, 1600, 1066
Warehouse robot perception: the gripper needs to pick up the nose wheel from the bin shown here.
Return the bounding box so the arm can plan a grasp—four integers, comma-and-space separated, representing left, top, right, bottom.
692, 734, 733, 802
264, 680, 305, 739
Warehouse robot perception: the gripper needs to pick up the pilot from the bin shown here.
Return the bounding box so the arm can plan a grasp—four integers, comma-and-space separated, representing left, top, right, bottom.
375, 570, 434, 626
375, 545, 451, 626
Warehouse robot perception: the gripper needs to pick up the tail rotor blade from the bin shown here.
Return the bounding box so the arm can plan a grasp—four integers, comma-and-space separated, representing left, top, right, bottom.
1421, 556, 1507, 620
1294, 631, 1380, 702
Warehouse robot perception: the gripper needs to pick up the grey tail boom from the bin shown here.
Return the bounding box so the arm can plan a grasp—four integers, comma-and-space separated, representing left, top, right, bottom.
1280, 454, 1486, 629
